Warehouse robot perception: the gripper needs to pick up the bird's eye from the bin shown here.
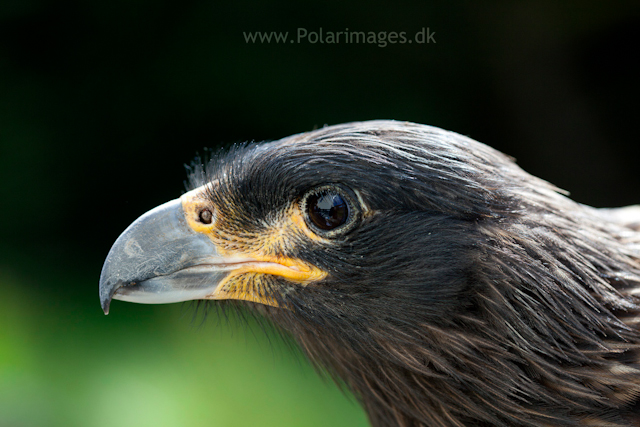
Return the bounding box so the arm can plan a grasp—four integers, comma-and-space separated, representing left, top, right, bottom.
308, 192, 348, 230
302, 185, 360, 237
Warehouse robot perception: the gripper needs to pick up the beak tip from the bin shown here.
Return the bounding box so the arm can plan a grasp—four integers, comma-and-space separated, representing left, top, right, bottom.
99, 276, 120, 316
100, 293, 112, 315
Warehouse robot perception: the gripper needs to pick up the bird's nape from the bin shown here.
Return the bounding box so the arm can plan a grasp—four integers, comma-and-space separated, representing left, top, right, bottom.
100, 120, 640, 427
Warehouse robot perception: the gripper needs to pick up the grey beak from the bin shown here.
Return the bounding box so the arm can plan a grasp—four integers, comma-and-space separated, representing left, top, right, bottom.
99, 199, 229, 314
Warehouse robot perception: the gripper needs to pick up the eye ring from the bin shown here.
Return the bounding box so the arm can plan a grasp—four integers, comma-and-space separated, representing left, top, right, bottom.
300, 185, 361, 238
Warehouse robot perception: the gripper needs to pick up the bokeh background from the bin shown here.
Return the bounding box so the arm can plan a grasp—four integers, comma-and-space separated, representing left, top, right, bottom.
1, 1, 639, 426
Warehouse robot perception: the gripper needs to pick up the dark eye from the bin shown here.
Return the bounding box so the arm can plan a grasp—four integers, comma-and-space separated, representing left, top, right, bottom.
307, 191, 349, 230
302, 185, 361, 237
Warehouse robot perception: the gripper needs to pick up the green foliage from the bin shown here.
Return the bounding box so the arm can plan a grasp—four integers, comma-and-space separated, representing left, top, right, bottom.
0, 267, 368, 427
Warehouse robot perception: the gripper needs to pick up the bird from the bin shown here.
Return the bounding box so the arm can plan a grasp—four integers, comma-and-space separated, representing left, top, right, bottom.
100, 120, 640, 427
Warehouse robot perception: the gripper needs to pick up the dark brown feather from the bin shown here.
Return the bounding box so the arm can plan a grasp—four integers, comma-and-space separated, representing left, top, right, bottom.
192, 121, 640, 426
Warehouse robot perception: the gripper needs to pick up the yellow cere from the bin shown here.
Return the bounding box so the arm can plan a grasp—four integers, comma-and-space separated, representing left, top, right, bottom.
180, 185, 327, 307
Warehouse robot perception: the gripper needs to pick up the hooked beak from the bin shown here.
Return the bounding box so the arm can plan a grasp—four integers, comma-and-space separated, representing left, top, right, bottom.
99, 197, 231, 314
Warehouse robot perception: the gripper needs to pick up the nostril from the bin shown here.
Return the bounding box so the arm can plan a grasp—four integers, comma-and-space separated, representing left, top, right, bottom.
199, 208, 213, 224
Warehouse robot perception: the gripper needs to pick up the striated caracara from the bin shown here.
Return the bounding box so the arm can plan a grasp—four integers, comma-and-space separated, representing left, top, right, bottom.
100, 120, 640, 427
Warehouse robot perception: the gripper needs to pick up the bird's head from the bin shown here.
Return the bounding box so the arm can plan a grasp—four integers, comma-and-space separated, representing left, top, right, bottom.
100, 120, 640, 426
100, 121, 518, 338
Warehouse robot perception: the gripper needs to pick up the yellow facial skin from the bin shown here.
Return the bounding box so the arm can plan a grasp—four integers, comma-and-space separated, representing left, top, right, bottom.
180, 186, 327, 307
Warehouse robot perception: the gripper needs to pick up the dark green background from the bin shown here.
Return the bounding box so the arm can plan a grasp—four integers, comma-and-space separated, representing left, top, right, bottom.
1, 1, 639, 426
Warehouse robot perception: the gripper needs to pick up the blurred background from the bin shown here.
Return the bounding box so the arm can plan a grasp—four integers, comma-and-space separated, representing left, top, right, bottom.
1, 1, 639, 426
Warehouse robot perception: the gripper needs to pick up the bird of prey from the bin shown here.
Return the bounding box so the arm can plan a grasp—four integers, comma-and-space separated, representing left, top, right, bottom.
100, 120, 640, 427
